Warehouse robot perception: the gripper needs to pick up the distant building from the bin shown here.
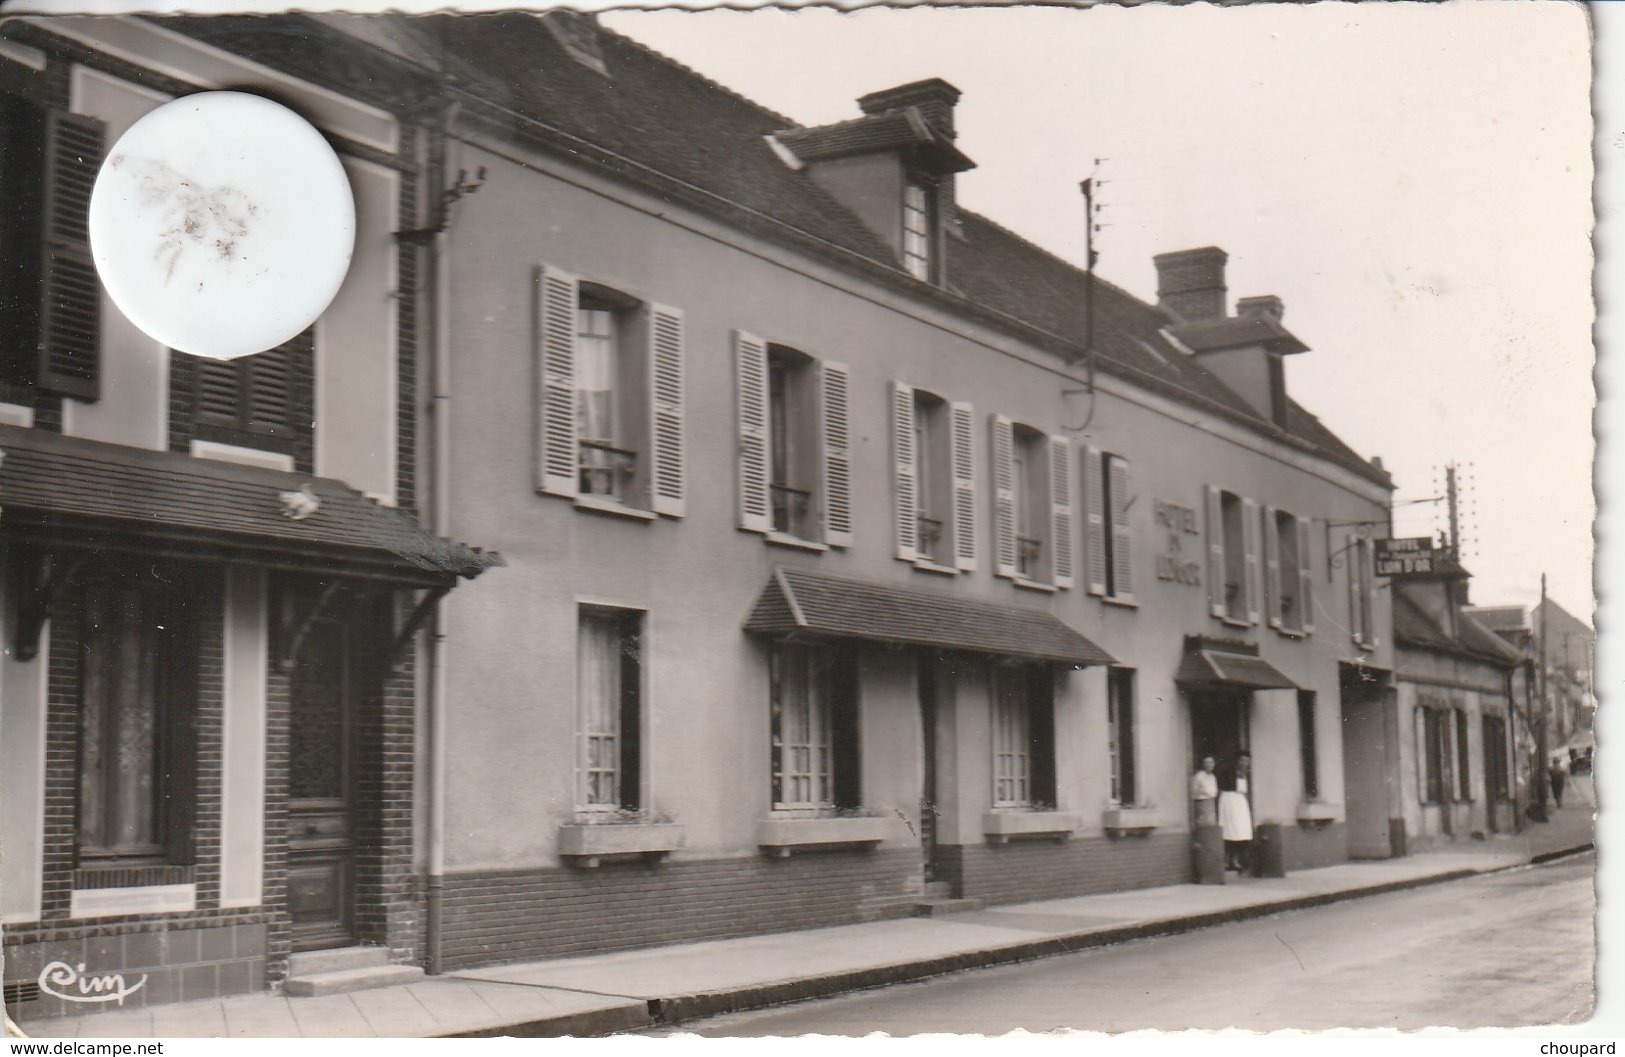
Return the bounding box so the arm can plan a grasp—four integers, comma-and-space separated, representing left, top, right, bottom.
1468, 598, 1595, 771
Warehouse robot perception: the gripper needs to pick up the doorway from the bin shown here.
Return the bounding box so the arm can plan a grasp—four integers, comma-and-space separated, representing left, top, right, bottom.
1340, 670, 1393, 858
286, 616, 356, 951
1190, 690, 1250, 780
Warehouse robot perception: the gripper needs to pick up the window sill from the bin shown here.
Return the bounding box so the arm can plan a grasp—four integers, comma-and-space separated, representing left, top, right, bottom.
1296, 801, 1339, 826
1273, 624, 1308, 640
70, 883, 197, 920
764, 532, 828, 553
1102, 805, 1160, 836
756, 815, 895, 857
190, 439, 296, 472
558, 822, 684, 866
574, 496, 658, 522
1218, 615, 1254, 629
1101, 595, 1138, 609
0, 402, 34, 428
982, 810, 1078, 844
1012, 578, 1057, 594
912, 559, 959, 577
1353, 638, 1380, 653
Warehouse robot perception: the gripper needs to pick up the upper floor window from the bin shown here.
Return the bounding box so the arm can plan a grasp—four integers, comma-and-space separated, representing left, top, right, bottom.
170, 329, 314, 470
576, 606, 643, 812
536, 265, 686, 517
1265, 507, 1316, 635
902, 180, 934, 282
1084, 449, 1135, 602
735, 331, 851, 547
992, 417, 1073, 588
891, 382, 976, 571
0, 95, 105, 405
991, 662, 1056, 809
769, 640, 859, 812
1205, 486, 1260, 624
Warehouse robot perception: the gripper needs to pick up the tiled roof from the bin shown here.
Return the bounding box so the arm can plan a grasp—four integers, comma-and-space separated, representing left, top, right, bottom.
1167, 316, 1308, 356
0, 425, 502, 585
745, 566, 1115, 666
1174, 639, 1300, 690
777, 110, 974, 172
1463, 605, 1529, 632
420, 13, 1389, 489
1393, 591, 1521, 668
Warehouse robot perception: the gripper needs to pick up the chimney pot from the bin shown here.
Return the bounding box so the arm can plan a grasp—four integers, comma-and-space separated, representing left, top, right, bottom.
857, 78, 962, 140
1153, 246, 1228, 322
1236, 295, 1284, 323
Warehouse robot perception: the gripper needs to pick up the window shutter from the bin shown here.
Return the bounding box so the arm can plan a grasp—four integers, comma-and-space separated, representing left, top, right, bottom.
1364, 544, 1380, 647
950, 401, 977, 572
648, 303, 685, 517
38, 110, 105, 402
1083, 446, 1107, 596
1205, 486, 1225, 618
1264, 506, 1282, 629
196, 358, 241, 422
1348, 536, 1366, 645
1298, 517, 1316, 634
1241, 496, 1261, 625
892, 381, 917, 562
821, 360, 853, 548
734, 329, 771, 533
535, 265, 580, 498
1049, 435, 1074, 589
991, 415, 1017, 579
1109, 455, 1135, 603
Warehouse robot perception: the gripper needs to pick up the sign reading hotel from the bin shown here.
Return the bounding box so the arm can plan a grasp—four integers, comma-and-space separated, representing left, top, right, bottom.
1153, 499, 1203, 586
1375, 536, 1437, 577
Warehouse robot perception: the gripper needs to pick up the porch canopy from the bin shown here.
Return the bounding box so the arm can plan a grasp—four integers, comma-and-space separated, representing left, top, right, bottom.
0, 424, 501, 589
1175, 635, 1300, 691
745, 566, 1114, 666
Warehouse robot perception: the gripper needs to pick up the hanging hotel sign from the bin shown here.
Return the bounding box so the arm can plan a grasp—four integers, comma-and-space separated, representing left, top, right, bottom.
1375, 536, 1437, 577
1153, 499, 1203, 586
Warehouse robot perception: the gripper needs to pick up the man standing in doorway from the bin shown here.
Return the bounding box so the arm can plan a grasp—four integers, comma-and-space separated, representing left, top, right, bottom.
1191, 756, 1219, 825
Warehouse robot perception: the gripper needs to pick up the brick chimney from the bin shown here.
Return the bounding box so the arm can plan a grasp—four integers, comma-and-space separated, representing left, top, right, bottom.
857, 78, 962, 140
1153, 247, 1228, 322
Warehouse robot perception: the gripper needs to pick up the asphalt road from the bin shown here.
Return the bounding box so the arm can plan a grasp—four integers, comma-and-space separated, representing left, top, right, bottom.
655, 852, 1596, 1035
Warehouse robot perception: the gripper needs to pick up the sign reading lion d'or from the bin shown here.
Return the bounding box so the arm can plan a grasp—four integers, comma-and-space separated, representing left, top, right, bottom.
1375, 536, 1437, 577
1153, 499, 1203, 586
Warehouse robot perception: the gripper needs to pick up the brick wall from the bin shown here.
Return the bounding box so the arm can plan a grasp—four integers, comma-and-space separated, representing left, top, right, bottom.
438, 848, 918, 970
1281, 822, 1348, 872
935, 833, 1193, 906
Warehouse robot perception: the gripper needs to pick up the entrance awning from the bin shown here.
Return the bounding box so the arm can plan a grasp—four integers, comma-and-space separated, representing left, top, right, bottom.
0, 424, 502, 588
1175, 636, 1300, 690
745, 566, 1115, 666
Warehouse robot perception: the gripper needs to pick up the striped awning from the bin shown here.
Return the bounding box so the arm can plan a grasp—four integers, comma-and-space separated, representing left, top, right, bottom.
745, 566, 1114, 666
1175, 636, 1300, 691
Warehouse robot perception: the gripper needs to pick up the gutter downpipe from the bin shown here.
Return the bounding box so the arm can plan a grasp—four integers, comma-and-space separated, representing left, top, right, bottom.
424, 101, 460, 976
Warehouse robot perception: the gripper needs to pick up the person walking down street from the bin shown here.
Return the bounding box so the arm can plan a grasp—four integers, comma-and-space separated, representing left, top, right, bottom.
1191, 756, 1219, 826
1219, 753, 1254, 872
1550, 758, 1568, 808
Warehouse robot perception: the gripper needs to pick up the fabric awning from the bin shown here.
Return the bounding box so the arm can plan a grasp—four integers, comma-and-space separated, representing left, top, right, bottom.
745, 566, 1115, 666
0, 424, 501, 587
1175, 636, 1300, 690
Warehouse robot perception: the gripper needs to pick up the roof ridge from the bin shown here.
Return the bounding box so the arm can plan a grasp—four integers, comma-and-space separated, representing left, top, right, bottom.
592, 17, 804, 131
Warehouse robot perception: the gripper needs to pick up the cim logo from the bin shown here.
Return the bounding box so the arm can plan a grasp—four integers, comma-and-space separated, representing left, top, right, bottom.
38, 961, 148, 1006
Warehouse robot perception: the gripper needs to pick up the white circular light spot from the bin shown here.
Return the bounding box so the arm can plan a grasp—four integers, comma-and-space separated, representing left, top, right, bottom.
88, 91, 355, 361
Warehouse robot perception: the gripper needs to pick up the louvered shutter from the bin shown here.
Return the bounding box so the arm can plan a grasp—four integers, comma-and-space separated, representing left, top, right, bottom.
1348, 537, 1367, 644
1049, 435, 1074, 589
734, 330, 771, 533
892, 382, 917, 561
821, 360, 852, 548
1083, 446, 1107, 596
38, 110, 105, 401
1364, 543, 1380, 647
950, 401, 977, 572
1109, 456, 1135, 602
535, 265, 579, 498
1298, 517, 1316, 634
1241, 497, 1261, 625
1264, 506, 1282, 629
991, 415, 1017, 579
1205, 486, 1225, 618
648, 303, 685, 517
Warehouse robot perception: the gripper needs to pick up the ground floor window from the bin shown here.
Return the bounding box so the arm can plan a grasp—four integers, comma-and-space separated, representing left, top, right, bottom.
770, 641, 859, 810
992, 663, 1056, 808
77, 568, 197, 866
1419, 705, 1451, 805
577, 606, 643, 811
1107, 668, 1137, 805
1298, 691, 1319, 800
1482, 714, 1511, 800
1453, 708, 1472, 801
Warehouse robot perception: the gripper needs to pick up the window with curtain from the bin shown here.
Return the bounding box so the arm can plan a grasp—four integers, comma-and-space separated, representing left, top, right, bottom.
1107, 668, 1137, 806
770, 641, 858, 811
576, 297, 628, 499
992, 664, 1056, 808
576, 607, 642, 810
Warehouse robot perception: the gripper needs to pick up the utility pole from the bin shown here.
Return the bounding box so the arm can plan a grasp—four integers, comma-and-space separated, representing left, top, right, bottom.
1531, 574, 1551, 822
1445, 464, 1460, 565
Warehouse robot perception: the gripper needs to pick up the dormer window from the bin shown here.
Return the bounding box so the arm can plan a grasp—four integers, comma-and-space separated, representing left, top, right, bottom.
903, 180, 934, 281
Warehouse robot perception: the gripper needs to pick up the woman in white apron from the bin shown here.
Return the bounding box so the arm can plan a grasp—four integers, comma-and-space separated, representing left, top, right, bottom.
1218, 753, 1253, 872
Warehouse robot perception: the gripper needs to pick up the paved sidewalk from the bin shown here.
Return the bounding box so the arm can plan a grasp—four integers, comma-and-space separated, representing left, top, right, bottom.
15, 813, 1593, 1040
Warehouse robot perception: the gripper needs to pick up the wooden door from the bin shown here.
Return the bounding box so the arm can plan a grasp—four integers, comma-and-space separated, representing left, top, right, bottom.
286, 620, 355, 951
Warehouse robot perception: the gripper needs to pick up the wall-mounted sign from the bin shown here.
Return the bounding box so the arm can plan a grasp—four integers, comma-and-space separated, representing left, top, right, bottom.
1153, 500, 1203, 586
1375, 536, 1436, 577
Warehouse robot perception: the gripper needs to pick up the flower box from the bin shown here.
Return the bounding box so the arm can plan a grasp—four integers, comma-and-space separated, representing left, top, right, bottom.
982, 810, 1078, 844
557, 823, 684, 866
1101, 805, 1161, 836
755, 816, 894, 857
1296, 801, 1339, 825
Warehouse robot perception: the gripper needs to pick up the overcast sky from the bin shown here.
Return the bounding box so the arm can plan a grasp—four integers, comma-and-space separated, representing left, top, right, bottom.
601, 1, 1595, 621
